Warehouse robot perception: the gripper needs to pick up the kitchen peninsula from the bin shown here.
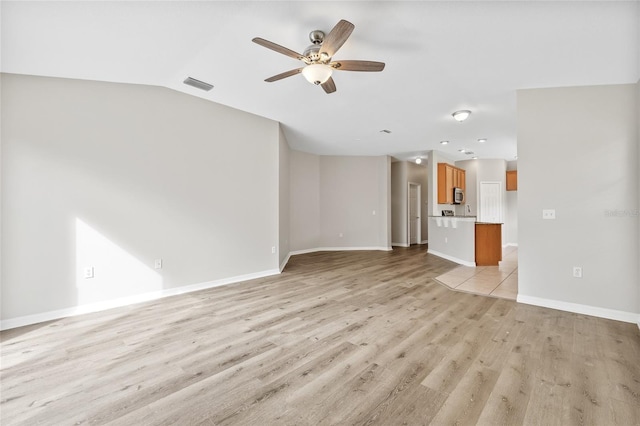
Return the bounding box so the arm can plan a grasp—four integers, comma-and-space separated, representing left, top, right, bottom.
428, 216, 502, 267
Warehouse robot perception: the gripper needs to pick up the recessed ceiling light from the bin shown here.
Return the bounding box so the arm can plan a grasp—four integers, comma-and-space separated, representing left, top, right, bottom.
440, 140, 449, 145
415, 158, 422, 164
465, 151, 475, 155
472, 156, 478, 160
477, 138, 487, 143
379, 129, 392, 134
452, 110, 471, 122
514, 155, 518, 159
458, 149, 466, 153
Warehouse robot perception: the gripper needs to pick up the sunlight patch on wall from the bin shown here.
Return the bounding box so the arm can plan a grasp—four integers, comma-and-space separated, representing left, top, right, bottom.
75, 218, 162, 305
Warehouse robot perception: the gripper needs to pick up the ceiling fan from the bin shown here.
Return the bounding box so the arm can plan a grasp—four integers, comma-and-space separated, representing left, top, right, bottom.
252, 19, 385, 94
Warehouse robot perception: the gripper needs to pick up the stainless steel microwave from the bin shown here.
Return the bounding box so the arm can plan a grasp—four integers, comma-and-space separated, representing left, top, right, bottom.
453, 187, 464, 204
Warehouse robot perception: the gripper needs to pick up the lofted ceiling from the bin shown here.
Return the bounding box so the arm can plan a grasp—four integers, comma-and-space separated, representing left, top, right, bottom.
2, 1, 638, 162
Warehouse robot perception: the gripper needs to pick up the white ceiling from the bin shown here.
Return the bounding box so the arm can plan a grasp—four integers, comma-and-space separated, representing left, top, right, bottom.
2, 1, 638, 162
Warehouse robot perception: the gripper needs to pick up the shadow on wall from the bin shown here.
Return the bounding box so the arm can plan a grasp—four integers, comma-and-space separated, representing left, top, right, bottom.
75, 218, 163, 306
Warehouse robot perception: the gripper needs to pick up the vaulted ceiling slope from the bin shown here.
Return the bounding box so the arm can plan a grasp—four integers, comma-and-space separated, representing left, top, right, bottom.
2, 1, 638, 161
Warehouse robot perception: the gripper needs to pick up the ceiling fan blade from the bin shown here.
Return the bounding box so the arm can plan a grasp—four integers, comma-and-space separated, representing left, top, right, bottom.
252, 37, 305, 61
264, 68, 304, 82
330, 60, 386, 72
321, 77, 336, 94
320, 20, 355, 58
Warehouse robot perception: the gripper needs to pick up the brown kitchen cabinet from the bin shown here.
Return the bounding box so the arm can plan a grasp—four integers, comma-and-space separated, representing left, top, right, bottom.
506, 170, 518, 191
475, 223, 502, 266
437, 163, 466, 204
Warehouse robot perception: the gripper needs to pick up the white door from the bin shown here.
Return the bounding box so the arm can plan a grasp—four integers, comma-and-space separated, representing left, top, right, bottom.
479, 182, 502, 223
408, 183, 421, 244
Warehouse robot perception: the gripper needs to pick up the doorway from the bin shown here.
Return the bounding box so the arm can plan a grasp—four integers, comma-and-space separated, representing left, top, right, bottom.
408, 183, 421, 245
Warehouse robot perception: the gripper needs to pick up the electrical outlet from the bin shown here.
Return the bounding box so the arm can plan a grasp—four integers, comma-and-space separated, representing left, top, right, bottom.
83, 266, 94, 279
154, 259, 163, 269
271, 246, 276, 254
445, 237, 448, 243
573, 266, 582, 278
542, 209, 556, 220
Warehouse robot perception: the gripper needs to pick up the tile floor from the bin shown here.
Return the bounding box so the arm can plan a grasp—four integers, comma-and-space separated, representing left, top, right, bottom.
435, 246, 518, 300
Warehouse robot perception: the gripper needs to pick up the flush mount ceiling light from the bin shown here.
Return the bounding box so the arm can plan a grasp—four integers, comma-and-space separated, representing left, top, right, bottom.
452, 110, 471, 122
477, 138, 487, 143
301, 64, 333, 85
440, 140, 449, 145
415, 158, 422, 164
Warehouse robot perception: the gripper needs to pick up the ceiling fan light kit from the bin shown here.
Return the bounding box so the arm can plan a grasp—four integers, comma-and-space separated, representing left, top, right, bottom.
252, 19, 385, 94
302, 64, 333, 85
452, 110, 471, 122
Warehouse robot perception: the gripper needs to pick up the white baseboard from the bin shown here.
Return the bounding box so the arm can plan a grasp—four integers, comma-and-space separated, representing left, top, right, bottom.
290, 246, 392, 256
0, 268, 281, 331
517, 294, 640, 324
392, 242, 410, 248
504, 243, 519, 247
427, 249, 476, 267
420, 240, 429, 245
279, 254, 291, 272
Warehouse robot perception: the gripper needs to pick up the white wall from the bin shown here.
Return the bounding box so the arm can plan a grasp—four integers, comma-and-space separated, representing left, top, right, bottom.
289, 150, 321, 252
278, 125, 290, 268
1, 73, 280, 323
518, 83, 639, 321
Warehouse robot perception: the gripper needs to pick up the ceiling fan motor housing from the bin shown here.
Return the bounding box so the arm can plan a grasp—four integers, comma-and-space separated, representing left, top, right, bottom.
304, 30, 328, 63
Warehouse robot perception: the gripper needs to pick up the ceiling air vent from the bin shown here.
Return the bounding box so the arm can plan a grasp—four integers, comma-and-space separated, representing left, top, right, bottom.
183, 77, 214, 91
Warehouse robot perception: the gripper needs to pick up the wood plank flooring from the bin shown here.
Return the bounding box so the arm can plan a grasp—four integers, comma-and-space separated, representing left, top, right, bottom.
1, 246, 639, 425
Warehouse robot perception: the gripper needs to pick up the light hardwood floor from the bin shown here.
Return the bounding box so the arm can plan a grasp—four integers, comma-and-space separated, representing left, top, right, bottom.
1, 247, 639, 425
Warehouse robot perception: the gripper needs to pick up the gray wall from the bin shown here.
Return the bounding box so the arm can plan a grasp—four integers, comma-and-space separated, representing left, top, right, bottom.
289, 151, 390, 252
278, 125, 290, 268
1, 73, 280, 321
391, 161, 408, 246
319, 156, 390, 249
505, 161, 518, 246
289, 150, 321, 251
407, 162, 429, 243
391, 161, 428, 246
518, 83, 639, 318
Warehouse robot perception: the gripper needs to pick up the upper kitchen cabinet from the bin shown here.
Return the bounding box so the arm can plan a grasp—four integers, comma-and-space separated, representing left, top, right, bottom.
506, 170, 518, 191
438, 163, 466, 204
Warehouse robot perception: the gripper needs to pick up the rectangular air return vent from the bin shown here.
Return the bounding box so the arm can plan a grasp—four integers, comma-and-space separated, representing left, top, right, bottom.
183, 77, 213, 91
